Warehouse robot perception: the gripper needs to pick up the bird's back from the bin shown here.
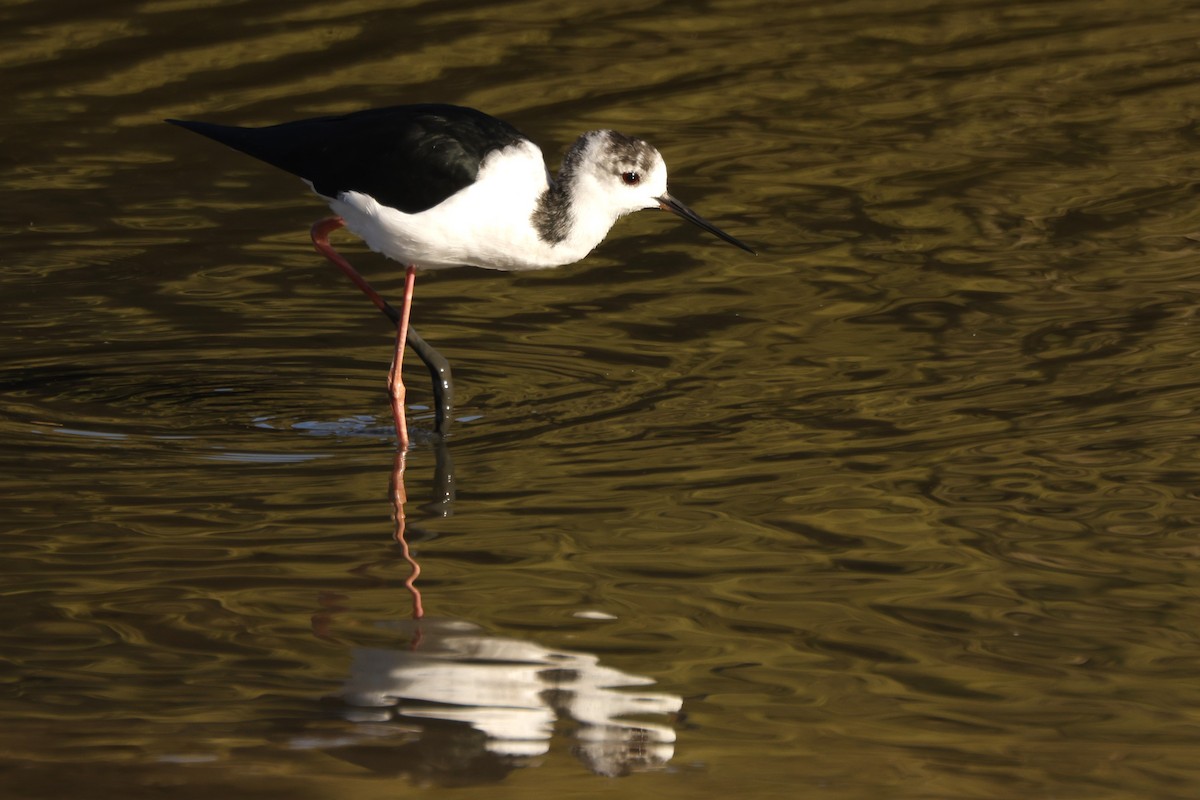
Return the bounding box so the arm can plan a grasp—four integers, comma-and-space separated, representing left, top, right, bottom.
167, 104, 530, 214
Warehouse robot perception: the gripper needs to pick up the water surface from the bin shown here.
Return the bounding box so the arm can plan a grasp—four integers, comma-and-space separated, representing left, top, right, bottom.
4, 1, 1200, 798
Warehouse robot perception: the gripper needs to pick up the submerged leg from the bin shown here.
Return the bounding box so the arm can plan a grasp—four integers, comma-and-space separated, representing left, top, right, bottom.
310, 216, 453, 438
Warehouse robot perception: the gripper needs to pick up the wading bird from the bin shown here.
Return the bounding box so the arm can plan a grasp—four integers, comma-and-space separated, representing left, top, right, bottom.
168, 104, 754, 448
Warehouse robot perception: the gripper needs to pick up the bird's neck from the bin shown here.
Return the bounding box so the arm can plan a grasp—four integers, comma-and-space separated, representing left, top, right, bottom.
530, 159, 620, 264
531, 180, 574, 247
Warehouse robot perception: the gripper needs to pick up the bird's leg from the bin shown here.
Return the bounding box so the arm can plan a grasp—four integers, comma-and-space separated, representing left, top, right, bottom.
310, 216, 453, 439
405, 326, 453, 434
311, 217, 394, 318
387, 265, 417, 448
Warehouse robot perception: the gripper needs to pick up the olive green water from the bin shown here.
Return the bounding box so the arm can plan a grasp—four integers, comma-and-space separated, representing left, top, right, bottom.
4, 0, 1200, 797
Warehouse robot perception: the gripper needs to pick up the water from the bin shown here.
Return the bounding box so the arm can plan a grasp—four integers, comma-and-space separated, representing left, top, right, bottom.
4, 0, 1200, 797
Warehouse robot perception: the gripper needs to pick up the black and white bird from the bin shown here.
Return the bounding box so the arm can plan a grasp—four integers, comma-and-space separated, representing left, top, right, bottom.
168, 103, 754, 448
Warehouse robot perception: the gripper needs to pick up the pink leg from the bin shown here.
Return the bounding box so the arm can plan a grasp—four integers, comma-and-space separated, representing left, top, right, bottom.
311, 216, 415, 448
311, 217, 396, 318
388, 265, 417, 449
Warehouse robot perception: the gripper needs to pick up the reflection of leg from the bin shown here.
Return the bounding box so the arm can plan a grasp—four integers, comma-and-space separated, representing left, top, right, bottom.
428, 436, 456, 514
391, 448, 424, 620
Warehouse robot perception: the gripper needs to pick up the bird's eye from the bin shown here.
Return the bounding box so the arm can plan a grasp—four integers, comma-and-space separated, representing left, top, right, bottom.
621, 171, 641, 186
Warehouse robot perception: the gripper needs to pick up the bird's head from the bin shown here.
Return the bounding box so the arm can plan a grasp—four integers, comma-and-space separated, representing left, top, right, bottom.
568, 129, 754, 253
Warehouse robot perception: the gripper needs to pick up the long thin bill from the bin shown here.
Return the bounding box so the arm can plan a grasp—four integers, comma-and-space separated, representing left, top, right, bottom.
658, 193, 756, 254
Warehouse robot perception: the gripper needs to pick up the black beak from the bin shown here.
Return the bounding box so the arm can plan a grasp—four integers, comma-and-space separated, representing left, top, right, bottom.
657, 192, 756, 254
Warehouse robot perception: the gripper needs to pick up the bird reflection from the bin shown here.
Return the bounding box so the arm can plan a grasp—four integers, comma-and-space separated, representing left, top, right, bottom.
333, 618, 683, 778
309, 442, 682, 780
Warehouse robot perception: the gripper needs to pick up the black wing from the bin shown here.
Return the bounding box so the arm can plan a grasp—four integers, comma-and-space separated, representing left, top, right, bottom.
167, 104, 530, 214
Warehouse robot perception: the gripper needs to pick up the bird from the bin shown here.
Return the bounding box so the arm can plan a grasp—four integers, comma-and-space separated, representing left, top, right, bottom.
167, 103, 755, 448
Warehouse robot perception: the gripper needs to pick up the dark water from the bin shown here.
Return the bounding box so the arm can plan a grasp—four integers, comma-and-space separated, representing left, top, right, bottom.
5, 0, 1200, 797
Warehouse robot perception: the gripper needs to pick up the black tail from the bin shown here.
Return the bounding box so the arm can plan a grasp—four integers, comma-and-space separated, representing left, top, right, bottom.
166, 105, 525, 214
166, 118, 317, 182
